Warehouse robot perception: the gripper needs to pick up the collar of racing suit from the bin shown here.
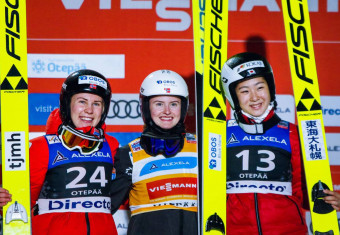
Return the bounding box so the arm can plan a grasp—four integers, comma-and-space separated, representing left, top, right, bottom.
236, 107, 281, 134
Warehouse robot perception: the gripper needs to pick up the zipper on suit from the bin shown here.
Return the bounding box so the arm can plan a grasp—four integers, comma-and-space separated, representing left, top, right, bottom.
285, 196, 305, 225
254, 193, 263, 235
86, 212, 90, 235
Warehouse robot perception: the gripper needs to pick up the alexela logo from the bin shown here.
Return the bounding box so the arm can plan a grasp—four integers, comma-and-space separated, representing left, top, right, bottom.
5, 132, 26, 171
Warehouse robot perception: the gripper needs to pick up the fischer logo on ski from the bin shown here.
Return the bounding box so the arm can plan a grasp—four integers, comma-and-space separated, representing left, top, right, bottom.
204, 98, 226, 121
1, 0, 32, 234
297, 89, 321, 112
193, 0, 228, 234
1, 65, 28, 91
282, 0, 339, 234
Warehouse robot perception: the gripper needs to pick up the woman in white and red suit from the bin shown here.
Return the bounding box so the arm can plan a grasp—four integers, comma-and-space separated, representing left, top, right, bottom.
221, 52, 308, 235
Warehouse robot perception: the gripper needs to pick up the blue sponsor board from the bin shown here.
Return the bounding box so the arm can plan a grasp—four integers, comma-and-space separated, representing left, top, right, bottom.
29, 93, 59, 125
107, 132, 141, 146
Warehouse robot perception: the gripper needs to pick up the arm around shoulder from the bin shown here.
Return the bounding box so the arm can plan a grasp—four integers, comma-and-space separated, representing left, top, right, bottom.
110, 144, 133, 214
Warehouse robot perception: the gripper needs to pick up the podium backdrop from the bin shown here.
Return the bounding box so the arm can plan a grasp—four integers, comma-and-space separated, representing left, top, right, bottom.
22, 1, 340, 233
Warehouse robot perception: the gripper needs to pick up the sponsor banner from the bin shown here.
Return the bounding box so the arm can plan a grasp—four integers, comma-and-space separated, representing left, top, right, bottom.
140, 157, 197, 176
276, 95, 296, 123
38, 196, 111, 214
208, 133, 222, 171
321, 96, 340, 127
106, 94, 143, 125
29, 93, 59, 125
227, 180, 292, 196
27, 1, 192, 37
4, 132, 27, 171
301, 120, 326, 161
275, 95, 340, 127
131, 199, 197, 209
327, 133, 340, 165
146, 177, 197, 200
28, 54, 125, 79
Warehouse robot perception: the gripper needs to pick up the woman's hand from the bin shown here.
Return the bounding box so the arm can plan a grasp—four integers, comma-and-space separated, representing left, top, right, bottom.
323, 189, 340, 211
0, 187, 12, 207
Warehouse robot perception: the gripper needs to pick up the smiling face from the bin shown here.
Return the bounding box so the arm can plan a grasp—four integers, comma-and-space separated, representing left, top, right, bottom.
70, 93, 104, 128
149, 95, 181, 130
235, 76, 271, 117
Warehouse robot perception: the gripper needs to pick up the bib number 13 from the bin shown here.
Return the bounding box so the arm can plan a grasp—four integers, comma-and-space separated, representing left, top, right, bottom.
236, 149, 275, 172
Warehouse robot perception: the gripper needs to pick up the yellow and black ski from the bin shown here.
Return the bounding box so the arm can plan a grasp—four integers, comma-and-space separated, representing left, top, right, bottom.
0, 0, 31, 234
193, 0, 228, 234
282, 0, 339, 234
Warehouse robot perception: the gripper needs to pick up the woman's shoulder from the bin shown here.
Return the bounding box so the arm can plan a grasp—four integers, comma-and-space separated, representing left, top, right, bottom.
29, 135, 49, 146
105, 133, 119, 148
